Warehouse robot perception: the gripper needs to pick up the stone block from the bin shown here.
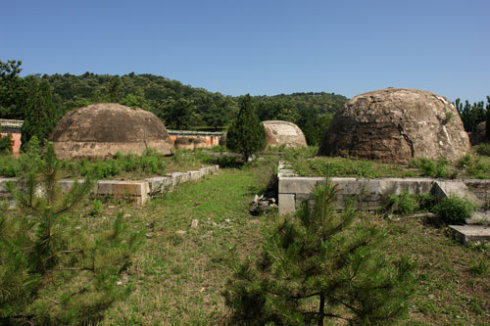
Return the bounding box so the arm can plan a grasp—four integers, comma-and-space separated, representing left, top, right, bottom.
147, 176, 174, 192
189, 170, 202, 181
58, 179, 96, 193
431, 181, 481, 207
171, 172, 187, 184
278, 177, 325, 194
97, 180, 150, 205
279, 194, 296, 215
449, 225, 490, 244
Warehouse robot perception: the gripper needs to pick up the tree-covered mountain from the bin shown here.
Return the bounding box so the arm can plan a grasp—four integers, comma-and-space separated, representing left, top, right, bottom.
0, 60, 348, 145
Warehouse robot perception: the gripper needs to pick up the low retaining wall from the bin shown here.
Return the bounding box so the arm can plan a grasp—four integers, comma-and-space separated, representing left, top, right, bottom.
0, 165, 219, 206
277, 162, 490, 216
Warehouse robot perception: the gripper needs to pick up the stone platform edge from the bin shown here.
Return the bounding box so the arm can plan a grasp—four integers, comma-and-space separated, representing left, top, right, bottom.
0, 165, 219, 206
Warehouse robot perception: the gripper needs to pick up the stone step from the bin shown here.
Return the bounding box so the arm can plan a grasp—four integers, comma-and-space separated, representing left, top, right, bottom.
430, 180, 488, 225
449, 225, 490, 244
431, 180, 481, 207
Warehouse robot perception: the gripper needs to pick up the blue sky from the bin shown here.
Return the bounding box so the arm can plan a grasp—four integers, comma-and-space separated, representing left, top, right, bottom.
1, 0, 489, 102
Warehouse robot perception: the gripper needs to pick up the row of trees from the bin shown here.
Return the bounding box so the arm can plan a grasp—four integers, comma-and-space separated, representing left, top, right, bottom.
2, 59, 488, 149
454, 97, 490, 136
0, 59, 347, 147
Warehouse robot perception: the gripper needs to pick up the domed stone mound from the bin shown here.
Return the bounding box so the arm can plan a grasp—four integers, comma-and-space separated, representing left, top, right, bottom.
52, 103, 172, 159
318, 88, 470, 163
262, 120, 307, 148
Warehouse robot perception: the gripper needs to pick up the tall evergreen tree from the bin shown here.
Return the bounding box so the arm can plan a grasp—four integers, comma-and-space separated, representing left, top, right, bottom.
226, 94, 266, 162
21, 79, 58, 145
224, 182, 415, 325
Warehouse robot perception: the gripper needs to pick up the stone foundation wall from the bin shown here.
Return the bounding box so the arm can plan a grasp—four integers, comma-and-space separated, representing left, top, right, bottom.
277, 162, 490, 216
463, 179, 490, 207
1, 165, 219, 206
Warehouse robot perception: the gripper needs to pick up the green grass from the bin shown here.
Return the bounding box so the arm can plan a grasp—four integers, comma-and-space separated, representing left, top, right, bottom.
0, 149, 210, 179
2, 158, 488, 324
286, 147, 490, 179
102, 165, 488, 324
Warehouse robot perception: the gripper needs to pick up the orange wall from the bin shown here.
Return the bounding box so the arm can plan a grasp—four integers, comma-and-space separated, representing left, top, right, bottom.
169, 135, 221, 147
1, 132, 21, 154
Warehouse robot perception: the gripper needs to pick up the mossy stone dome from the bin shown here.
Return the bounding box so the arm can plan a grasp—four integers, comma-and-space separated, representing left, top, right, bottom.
318, 88, 470, 163
52, 103, 172, 159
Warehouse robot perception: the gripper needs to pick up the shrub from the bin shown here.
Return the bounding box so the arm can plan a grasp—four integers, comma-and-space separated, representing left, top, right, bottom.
224, 182, 415, 325
412, 157, 454, 178
387, 192, 419, 215
476, 143, 490, 156
417, 193, 437, 211
0, 133, 13, 154
431, 196, 476, 225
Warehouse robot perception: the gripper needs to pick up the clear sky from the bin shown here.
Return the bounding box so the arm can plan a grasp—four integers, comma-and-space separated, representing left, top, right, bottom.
1, 0, 489, 102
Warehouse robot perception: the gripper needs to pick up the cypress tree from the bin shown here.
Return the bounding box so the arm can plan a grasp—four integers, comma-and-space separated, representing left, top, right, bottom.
224, 181, 415, 325
226, 94, 266, 162
21, 79, 58, 146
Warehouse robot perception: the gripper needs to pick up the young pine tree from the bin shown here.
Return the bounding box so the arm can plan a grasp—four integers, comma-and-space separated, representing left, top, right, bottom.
1, 142, 139, 324
224, 181, 415, 325
226, 94, 266, 162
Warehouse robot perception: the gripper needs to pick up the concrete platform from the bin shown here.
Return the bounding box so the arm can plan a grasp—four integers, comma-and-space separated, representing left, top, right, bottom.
449, 225, 490, 244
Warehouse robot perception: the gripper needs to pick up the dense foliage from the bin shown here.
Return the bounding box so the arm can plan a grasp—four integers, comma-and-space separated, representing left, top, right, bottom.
226, 94, 266, 162
454, 97, 490, 134
0, 59, 347, 147
224, 182, 415, 325
0, 133, 13, 154
431, 196, 476, 225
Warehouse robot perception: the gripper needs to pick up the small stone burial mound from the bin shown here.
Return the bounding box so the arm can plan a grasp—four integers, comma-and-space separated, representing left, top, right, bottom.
318, 88, 470, 163
261, 120, 307, 148
51, 103, 173, 159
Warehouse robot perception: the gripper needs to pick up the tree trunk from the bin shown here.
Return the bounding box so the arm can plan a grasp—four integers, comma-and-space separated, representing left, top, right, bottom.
318, 293, 325, 326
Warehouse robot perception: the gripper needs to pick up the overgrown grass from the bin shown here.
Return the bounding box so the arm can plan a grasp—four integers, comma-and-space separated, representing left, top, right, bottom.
1, 155, 488, 324
287, 147, 490, 179
0, 148, 209, 179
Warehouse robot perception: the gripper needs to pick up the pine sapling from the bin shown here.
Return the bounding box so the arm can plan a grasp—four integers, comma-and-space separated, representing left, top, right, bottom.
224, 181, 415, 325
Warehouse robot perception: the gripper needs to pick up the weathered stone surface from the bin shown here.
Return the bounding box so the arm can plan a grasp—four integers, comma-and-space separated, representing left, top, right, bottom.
189, 170, 202, 181
278, 177, 326, 194
431, 181, 481, 207
319, 88, 470, 163
449, 225, 490, 244
97, 180, 149, 205
52, 103, 173, 159
147, 176, 174, 192
262, 120, 307, 148
278, 194, 296, 215
463, 179, 490, 207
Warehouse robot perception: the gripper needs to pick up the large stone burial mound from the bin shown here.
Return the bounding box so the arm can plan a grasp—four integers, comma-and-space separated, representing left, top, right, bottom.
318, 88, 470, 163
52, 103, 173, 159
262, 120, 307, 148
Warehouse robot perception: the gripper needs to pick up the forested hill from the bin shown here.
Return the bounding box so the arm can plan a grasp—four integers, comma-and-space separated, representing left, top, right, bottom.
0, 60, 348, 145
